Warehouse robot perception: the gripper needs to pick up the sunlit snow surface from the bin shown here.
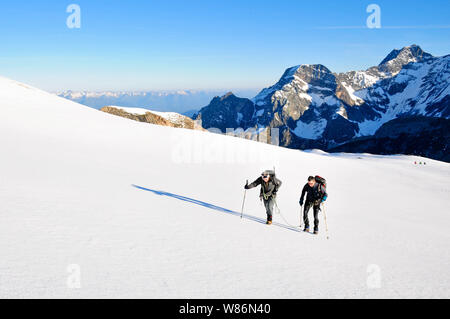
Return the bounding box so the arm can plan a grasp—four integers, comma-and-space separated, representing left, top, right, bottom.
0, 76, 449, 298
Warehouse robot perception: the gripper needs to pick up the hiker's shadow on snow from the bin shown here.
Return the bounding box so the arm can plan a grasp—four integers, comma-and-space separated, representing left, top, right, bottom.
132, 185, 301, 233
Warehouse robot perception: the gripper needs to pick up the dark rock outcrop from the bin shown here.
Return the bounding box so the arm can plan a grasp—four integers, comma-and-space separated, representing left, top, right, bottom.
328, 117, 450, 162
193, 92, 255, 132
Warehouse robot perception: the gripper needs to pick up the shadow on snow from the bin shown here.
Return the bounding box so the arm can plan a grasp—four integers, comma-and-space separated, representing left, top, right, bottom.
132, 184, 301, 233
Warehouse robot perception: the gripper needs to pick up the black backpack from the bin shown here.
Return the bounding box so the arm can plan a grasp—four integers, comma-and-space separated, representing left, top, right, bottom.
314, 175, 327, 199
315, 176, 326, 188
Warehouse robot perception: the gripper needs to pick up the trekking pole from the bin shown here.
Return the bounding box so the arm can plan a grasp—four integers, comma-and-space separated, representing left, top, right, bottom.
240, 180, 248, 219
322, 203, 330, 240
299, 205, 303, 228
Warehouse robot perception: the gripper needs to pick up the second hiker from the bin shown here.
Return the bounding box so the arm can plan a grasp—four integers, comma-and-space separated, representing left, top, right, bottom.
245, 170, 282, 225
299, 176, 328, 234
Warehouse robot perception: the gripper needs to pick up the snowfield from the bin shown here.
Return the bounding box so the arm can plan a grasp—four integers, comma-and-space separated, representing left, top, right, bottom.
0, 75, 449, 298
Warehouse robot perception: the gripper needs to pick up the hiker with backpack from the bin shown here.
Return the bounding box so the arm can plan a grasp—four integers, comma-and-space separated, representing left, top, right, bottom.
245, 170, 282, 225
299, 176, 328, 234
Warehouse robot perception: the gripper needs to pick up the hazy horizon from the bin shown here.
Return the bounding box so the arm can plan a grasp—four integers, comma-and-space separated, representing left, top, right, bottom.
1, 0, 449, 92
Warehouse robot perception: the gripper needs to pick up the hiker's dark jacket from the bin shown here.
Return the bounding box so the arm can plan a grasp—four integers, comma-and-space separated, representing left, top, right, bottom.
247, 176, 282, 200
300, 183, 327, 205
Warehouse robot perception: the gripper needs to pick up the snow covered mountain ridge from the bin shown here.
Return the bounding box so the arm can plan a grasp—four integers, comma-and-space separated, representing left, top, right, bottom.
194, 45, 449, 159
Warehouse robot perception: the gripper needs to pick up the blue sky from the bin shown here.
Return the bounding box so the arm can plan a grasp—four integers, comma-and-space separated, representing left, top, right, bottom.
0, 0, 449, 91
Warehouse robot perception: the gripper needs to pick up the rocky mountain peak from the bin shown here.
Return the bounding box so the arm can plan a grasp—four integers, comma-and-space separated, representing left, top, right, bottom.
254, 64, 337, 105
279, 65, 301, 80
294, 64, 335, 85
279, 64, 333, 82
379, 45, 433, 74
220, 92, 236, 100
298, 64, 332, 74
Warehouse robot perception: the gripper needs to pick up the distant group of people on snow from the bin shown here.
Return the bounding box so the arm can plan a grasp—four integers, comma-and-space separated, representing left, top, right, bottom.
245, 171, 327, 235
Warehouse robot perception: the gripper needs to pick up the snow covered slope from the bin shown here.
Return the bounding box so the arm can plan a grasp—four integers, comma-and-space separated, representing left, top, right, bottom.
0, 75, 449, 298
